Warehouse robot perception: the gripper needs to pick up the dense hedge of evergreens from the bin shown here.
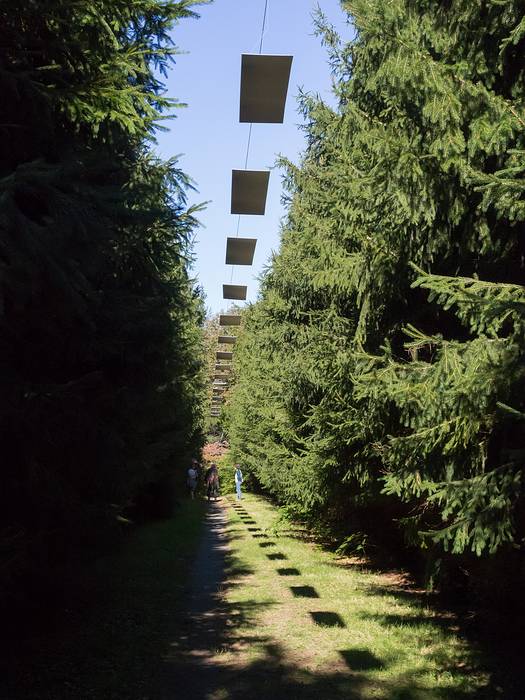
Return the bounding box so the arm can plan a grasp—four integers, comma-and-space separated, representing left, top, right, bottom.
0, 0, 207, 602
225, 0, 525, 581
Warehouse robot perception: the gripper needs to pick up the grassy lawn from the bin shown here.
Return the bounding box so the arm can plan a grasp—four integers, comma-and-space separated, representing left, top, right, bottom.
212, 493, 491, 700
4, 499, 206, 700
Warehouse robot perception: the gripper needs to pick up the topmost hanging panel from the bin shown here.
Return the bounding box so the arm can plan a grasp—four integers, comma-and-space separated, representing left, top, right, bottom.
240, 54, 293, 123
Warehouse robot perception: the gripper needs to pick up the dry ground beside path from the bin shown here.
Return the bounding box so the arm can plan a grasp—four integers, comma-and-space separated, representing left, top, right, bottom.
161, 494, 502, 700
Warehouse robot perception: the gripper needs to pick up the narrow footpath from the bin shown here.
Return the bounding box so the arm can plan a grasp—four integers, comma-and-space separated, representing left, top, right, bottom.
161, 501, 230, 698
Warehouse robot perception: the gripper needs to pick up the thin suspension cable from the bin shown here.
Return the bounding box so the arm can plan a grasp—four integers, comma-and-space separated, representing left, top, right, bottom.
244, 123, 253, 169
258, 0, 269, 54
229, 0, 268, 289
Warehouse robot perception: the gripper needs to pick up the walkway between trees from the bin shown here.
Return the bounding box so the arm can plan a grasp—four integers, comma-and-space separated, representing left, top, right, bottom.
8, 493, 520, 698
160, 494, 508, 700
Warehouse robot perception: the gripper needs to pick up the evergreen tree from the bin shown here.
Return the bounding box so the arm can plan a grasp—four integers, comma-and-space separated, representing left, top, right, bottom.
226, 0, 525, 561
0, 0, 207, 599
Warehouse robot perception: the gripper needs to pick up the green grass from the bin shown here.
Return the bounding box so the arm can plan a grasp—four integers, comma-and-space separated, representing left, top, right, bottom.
6, 494, 506, 699
213, 494, 490, 700
5, 499, 206, 699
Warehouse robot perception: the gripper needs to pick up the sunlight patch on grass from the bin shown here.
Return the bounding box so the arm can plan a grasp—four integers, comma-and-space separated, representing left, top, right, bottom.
222, 493, 489, 698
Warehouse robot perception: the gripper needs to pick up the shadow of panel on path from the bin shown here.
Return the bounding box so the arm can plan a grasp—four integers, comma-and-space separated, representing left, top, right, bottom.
259, 541, 277, 549
339, 648, 384, 670
253, 533, 268, 538
290, 586, 319, 599
277, 568, 300, 576
310, 611, 345, 627
266, 552, 286, 560
247, 527, 261, 532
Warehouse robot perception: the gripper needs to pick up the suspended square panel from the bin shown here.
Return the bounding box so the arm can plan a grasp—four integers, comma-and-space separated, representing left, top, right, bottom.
216, 351, 234, 360
231, 170, 269, 215
219, 315, 241, 327
226, 237, 256, 266
218, 335, 237, 345
215, 363, 231, 371
223, 284, 247, 301
240, 54, 293, 123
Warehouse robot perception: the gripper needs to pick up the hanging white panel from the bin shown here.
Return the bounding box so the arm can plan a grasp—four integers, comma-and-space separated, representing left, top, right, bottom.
216, 350, 234, 360
225, 237, 256, 266
240, 54, 293, 123
223, 284, 247, 300
219, 315, 241, 327
231, 170, 269, 215
218, 335, 237, 345
215, 363, 231, 371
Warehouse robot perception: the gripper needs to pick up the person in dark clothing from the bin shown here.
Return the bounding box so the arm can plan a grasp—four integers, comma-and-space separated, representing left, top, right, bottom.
205, 463, 220, 501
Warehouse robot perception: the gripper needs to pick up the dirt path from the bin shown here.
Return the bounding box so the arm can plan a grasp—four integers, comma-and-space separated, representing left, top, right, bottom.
160, 499, 230, 699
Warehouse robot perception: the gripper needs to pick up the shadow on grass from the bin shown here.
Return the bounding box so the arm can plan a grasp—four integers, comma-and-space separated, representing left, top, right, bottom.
359, 611, 457, 632
276, 568, 300, 576
339, 648, 384, 670
310, 611, 345, 627
290, 585, 319, 598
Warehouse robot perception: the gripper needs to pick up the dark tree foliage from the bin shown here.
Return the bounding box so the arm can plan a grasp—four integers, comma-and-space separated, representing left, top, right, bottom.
0, 0, 207, 599
226, 0, 525, 566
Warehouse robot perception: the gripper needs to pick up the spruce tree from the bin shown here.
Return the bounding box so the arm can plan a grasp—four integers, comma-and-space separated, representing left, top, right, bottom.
226, 0, 525, 559
0, 0, 207, 597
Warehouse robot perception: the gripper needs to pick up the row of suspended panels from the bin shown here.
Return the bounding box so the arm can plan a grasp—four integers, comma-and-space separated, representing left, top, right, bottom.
211, 53, 293, 417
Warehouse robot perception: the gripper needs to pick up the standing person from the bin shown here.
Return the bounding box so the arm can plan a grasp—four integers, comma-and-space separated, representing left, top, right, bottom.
187, 461, 198, 499
191, 457, 202, 483
205, 463, 220, 501
234, 464, 243, 501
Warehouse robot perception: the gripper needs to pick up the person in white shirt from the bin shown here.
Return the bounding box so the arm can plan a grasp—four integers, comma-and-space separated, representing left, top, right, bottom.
234, 464, 243, 501
187, 463, 198, 499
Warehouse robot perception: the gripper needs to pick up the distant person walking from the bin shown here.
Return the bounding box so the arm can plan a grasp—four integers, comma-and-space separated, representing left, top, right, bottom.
205, 463, 220, 501
187, 460, 198, 499
191, 457, 202, 482
234, 464, 243, 501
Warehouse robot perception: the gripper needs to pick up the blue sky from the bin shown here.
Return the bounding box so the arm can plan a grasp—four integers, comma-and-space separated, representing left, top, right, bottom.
155, 0, 352, 314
